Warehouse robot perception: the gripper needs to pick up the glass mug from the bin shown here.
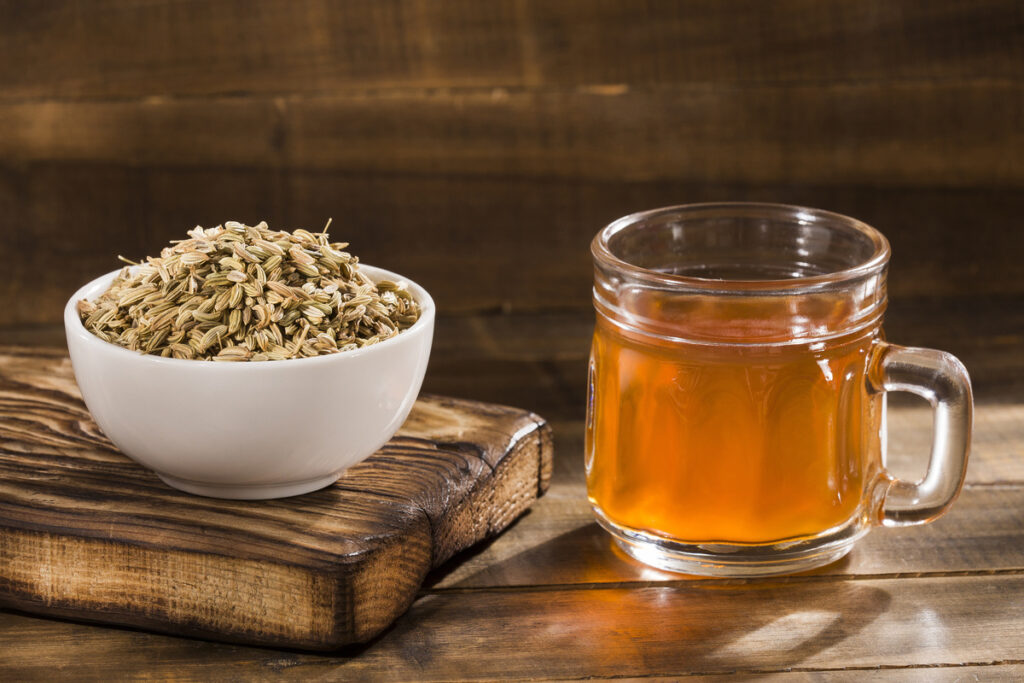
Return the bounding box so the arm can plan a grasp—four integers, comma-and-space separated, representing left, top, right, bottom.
586, 203, 972, 576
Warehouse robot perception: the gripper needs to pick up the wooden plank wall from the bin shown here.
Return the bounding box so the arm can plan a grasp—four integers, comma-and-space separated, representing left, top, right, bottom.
1, 0, 1022, 329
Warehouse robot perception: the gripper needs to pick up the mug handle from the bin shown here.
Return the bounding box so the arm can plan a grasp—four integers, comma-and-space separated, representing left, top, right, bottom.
868, 341, 973, 527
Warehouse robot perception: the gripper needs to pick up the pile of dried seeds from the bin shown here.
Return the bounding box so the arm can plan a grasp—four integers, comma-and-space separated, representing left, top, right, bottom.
78, 221, 421, 361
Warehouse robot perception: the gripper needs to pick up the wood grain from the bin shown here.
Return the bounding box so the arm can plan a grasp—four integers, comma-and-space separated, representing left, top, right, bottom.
0, 349, 552, 649
5, 292, 1022, 389
1, 575, 1023, 680
690, 668, 1024, 682
1, 2, 1021, 325
429, 485, 1024, 589
0, 338, 1020, 674
3, 167, 1024, 325
1, 0, 1019, 100
3, 82, 1021, 187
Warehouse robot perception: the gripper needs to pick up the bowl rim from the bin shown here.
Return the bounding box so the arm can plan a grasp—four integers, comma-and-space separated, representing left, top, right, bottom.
65, 263, 435, 369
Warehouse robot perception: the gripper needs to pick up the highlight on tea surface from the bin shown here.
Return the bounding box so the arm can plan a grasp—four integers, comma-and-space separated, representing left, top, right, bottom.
77, 221, 421, 361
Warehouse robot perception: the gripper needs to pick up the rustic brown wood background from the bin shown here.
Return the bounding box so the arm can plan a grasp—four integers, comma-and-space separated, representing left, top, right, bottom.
2, 0, 1021, 489
1, 0, 1022, 324
2, 0, 1021, 414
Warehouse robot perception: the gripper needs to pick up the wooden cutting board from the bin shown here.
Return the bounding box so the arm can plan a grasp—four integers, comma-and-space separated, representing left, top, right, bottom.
0, 348, 553, 650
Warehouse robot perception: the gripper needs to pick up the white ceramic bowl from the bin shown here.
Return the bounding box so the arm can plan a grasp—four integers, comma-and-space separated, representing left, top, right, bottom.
64, 265, 434, 500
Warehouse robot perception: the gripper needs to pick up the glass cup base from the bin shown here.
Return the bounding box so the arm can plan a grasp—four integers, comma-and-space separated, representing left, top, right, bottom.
594, 507, 870, 578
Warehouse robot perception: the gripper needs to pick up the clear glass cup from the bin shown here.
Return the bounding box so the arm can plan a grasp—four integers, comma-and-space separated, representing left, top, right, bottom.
587, 203, 973, 576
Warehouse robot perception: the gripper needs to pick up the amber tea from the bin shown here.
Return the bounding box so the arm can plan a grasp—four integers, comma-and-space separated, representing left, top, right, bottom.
587, 204, 972, 576
587, 300, 882, 545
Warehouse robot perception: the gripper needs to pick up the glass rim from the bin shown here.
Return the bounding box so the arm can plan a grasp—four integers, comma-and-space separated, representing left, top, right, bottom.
592, 202, 891, 293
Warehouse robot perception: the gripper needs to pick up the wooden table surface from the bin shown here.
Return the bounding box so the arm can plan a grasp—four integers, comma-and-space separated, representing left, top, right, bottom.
0, 300, 1022, 681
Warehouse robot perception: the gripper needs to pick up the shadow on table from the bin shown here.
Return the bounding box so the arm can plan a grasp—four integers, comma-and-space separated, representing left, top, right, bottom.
409, 521, 893, 674
428, 516, 863, 588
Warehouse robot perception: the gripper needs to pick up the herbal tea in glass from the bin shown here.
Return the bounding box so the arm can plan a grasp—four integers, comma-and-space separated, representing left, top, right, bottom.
587, 204, 972, 576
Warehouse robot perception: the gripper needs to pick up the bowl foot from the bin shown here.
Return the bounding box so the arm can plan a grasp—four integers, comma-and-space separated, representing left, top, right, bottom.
155, 473, 340, 500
